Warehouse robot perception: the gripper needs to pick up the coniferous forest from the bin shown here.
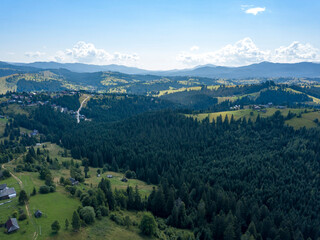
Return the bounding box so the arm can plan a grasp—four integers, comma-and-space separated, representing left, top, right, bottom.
8, 95, 320, 240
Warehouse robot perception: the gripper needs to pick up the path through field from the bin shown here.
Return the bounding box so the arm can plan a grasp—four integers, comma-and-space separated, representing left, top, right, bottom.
2, 161, 38, 240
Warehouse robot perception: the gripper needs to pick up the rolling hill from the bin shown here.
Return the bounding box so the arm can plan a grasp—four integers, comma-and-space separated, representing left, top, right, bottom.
9, 61, 320, 79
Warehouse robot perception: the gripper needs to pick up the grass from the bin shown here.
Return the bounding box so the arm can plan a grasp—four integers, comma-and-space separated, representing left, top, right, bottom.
186, 108, 316, 129
52, 211, 154, 240
2, 104, 30, 117
0, 117, 8, 135
0, 176, 35, 240
83, 169, 155, 198
285, 87, 320, 104
35, 142, 74, 164
286, 111, 320, 129
0, 157, 81, 240
29, 190, 80, 239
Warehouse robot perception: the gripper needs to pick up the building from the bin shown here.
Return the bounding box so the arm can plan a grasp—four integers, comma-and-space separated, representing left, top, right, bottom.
121, 177, 128, 182
107, 175, 113, 178
0, 184, 7, 191
69, 178, 79, 186
0, 187, 17, 200
5, 218, 20, 233
34, 210, 42, 218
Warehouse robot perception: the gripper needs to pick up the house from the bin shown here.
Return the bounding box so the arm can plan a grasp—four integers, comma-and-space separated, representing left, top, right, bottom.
0, 184, 7, 191
31, 129, 39, 136
0, 187, 16, 200
5, 218, 19, 233
34, 210, 42, 218
107, 175, 113, 178
121, 177, 128, 182
69, 178, 79, 186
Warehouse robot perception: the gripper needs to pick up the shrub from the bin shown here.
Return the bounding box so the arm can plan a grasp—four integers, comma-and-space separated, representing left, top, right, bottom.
12, 211, 18, 218
140, 212, 157, 236
1, 169, 10, 179
49, 186, 56, 192
39, 185, 50, 194
110, 213, 124, 225
18, 213, 27, 221
100, 206, 109, 216
79, 206, 95, 225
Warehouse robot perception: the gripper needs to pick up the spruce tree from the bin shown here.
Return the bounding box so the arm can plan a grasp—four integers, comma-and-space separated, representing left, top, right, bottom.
72, 211, 80, 231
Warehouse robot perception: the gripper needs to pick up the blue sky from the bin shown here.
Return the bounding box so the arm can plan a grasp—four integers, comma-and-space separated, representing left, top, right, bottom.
1, 0, 320, 69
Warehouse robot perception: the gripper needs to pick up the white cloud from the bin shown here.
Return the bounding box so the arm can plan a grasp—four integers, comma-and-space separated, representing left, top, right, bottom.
25, 51, 46, 58
54, 41, 139, 65
190, 45, 199, 51
177, 38, 320, 67
243, 7, 266, 15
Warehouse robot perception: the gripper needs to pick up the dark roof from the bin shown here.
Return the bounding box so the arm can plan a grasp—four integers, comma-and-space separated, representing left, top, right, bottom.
34, 210, 42, 218
121, 178, 128, 182
0, 187, 16, 198
0, 184, 7, 191
5, 218, 19, 233
69, 178, 79, 185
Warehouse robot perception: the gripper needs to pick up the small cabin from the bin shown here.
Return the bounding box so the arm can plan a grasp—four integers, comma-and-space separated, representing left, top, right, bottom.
69, 178, 79, 186
121, 177, 128, 182
34, 210, 42, 218
0, 187, 16, 200
5, 218, 20, 233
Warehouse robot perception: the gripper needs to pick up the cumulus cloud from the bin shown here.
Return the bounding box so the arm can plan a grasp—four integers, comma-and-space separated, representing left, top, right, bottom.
177, 38, 320, 67
190, 45, 199, 51
54, 41, 139, 65
245, 7, 266, 15
25, 51, 46, 58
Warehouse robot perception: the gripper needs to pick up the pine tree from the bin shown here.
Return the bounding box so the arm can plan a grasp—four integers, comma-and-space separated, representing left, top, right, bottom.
19, 190, 28, 205
65, 219, 69, 230
84, 164, 89, 178
51, 220, 60, 233
72, 211, 80, 231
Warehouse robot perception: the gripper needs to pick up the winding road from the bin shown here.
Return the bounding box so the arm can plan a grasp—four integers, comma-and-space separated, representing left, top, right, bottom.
77, 96, 90, 123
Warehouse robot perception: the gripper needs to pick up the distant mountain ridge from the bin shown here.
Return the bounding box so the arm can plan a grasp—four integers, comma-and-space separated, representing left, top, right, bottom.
9, 61, 320, 78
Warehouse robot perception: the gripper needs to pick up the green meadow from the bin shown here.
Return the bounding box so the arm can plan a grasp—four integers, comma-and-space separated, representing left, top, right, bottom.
186, 108, 320, 129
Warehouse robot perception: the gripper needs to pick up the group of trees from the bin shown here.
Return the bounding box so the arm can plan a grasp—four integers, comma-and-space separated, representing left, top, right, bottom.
59, 110, 320, 240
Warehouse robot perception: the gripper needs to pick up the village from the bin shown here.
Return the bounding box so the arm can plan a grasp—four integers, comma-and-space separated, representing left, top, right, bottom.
229, 102, 287, 112
0, 91, 88, 122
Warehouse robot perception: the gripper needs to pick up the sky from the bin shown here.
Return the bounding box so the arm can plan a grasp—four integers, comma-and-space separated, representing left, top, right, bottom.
1, 0, 320, 70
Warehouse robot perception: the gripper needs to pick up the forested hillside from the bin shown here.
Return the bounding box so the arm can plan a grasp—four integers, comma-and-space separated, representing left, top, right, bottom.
8, 99, 320, 240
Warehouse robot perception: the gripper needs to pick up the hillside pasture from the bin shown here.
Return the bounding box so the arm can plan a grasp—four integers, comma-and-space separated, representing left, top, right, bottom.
186, 108, 316, 129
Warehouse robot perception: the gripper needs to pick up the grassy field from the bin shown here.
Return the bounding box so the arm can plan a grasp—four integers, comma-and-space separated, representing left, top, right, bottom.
0, 175, 35, 240
186, 108, 318, 129
0, 117, 8, 135
54, 211, 154, 240
155, 85, 222, 97
286, 111, 320, 129
1, 141, 178, 240
2, 104, 30, 116
285, 87, 320, 104
84, 170, 155, 197
33, 143, 155, 197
